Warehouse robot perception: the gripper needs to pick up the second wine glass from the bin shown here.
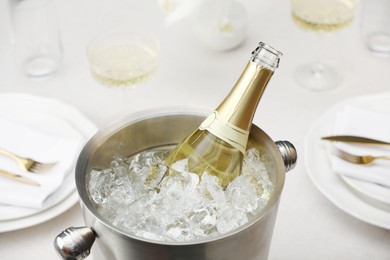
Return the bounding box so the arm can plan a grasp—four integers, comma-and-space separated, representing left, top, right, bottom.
291, 0, 358, 91
86, 31, 160, 114
87, 31, 160, 88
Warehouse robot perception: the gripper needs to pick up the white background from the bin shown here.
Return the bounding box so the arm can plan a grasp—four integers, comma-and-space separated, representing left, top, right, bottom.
0, 0, 389, 259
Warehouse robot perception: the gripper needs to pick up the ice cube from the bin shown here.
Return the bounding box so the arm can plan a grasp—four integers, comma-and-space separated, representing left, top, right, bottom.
199, 172, 226, 209
145, 164, 168, 188
190, 207, 217, 237
242, 148, 274, 197
226, 175, 258, 212
165, 226, 192, 241
216, 207, 248, 234
108, 177, 135, 205
89, 169, 114, 205
159, 171, 199, 192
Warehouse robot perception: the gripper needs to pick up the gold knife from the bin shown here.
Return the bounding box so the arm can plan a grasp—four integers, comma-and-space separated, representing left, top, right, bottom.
322, 135, 390, 145
0, 169, 40, 186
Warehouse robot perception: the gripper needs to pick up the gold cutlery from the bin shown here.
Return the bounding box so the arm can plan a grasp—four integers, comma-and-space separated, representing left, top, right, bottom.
322, 135, 390, 145
333, 147, 390, 165
0, 147, 56, 173
0, 169, 40, 186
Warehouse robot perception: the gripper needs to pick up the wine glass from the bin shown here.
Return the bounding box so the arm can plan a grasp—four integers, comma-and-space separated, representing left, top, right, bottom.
291, 0, 358, 91
86, 31, 160, 88
86, 31, 160, 114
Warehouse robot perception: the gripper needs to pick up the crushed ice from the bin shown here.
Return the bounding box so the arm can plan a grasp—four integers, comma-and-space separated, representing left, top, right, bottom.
88, 147, 274, 242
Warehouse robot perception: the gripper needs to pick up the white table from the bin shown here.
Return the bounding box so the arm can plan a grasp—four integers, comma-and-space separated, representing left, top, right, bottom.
0, 1, 389, 259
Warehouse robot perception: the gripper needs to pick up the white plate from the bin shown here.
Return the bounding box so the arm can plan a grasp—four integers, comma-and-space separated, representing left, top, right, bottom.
0, 93, 98, 233
305, 91, 390, 230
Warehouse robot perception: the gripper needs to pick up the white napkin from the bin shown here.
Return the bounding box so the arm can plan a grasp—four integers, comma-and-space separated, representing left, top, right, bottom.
0, 118, 84, 209
329, 105, 390, 188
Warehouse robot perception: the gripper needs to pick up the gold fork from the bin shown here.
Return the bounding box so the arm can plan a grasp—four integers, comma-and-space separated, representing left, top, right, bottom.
0, 148, 56, 173
333, 147, 390, 164
0, 169, 40, 186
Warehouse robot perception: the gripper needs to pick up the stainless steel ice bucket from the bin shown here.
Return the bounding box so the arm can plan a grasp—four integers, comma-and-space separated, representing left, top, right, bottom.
54, 107, 297, 260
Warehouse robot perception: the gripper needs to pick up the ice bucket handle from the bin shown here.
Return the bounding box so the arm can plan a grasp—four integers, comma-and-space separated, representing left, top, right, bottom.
54, 226, 96, 260
275, 141, 297, 173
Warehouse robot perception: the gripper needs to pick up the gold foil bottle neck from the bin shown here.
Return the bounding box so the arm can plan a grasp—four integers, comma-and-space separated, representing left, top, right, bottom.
200, 42, 282, 154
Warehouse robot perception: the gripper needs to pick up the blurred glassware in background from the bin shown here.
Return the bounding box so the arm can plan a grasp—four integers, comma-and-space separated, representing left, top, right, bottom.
86, 31, 160, 87
191, 0, 247, 51
361, 0, 390, 57
291, 0, 358, 91
158, 0, 247, 51
8, 0, 63, 78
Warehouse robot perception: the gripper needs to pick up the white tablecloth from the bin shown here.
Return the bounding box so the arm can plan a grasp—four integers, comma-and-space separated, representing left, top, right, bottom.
0, 0, 389, 259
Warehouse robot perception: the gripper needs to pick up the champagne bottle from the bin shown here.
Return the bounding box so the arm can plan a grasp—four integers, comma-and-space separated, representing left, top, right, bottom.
165, 42, 282, 188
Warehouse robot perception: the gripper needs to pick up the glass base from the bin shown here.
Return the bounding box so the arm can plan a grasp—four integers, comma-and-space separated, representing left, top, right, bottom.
23, 55, 60, 78
366, 32, 390, 57
294, 62, 342, 91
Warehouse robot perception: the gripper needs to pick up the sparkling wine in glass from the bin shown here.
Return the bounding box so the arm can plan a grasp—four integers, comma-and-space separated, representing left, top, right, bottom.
291, 0, 358, 91
86, 31, 160, 114
87, 31, 160, 88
